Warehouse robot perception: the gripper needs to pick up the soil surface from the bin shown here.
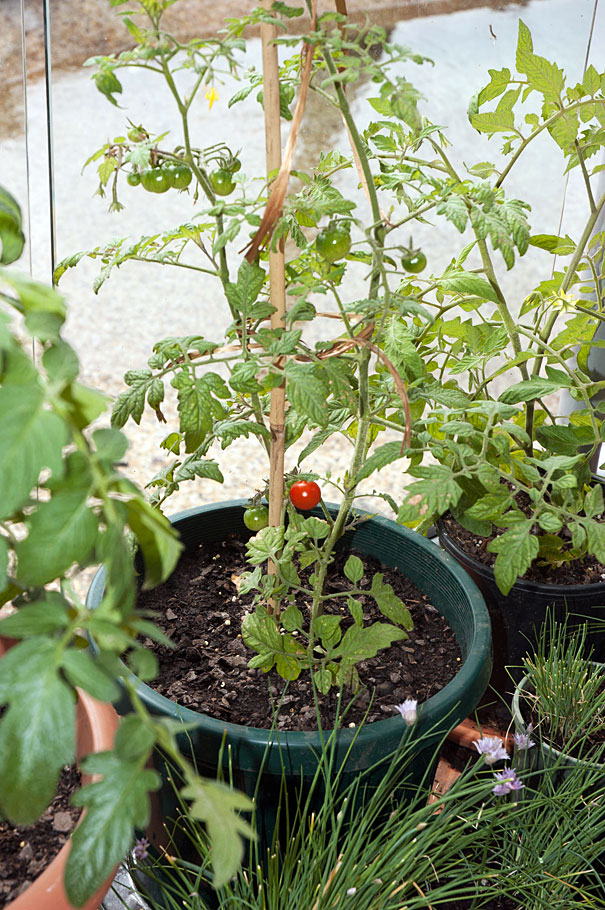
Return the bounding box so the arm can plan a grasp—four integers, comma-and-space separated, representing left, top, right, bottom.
0, 765, 81, 907
441, 513, 605, 586
137, 534, 462, 730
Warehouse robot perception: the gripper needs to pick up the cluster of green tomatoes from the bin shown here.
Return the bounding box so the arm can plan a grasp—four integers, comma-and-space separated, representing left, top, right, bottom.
127, 161, 193, 194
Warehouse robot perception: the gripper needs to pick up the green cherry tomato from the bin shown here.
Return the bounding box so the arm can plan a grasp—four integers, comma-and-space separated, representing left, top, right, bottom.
128, 126, 147, 142
316, 225, 351, 263
401, 249, 427, 274
140, 167, 171, 194
166, 163, 193, 190
126, 171, 141, 187
210, 169, 236, 196
289, 480, 321, 510
230, 158, 242, 173
243, 505, 269, 531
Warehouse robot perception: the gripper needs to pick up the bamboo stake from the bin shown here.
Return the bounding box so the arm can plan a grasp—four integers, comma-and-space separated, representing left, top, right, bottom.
261, 1, 286, 609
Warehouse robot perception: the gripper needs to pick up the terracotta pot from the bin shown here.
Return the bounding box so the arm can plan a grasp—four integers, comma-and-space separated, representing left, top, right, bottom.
1, 651, 120, 910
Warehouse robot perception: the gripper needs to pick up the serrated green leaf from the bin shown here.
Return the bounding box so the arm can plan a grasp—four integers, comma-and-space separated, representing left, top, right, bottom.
369, 574, 413, 629
347, 597, 364, 627
93, 427, 129, 463
284, 361, 330, 427
0, 383, 67, 520
436, 194, 468, 232
124, 498, 182, 590
529, 233, 576, 255
61, 649, 121, 702
584, 518, 605, 563
245, 526, 285, 564
281, 605, 303, 632
0, 269, 66, 320
332, 622, 407, 662
0, 188, 25, 264
224, 259, 266, 318
344, 554, 364, 583
0, 639, 75, 824
180, 776, 255, 890
398, 467, 463, 523
499, 378, 561, 405
439, 271, 500, 304
66, 752, 160, 906
17, 485, 98, 586
584, 483, 604, 519
516, 20, 565, 103
466, 490, 513, 521
314, 668, 333, 694
128, 647, 158, 681
537, 511, 563, 533
315, 614, 342, 647
0, 593, 70, 637
114, 715, 156, 763
487, 521, 539, 594
356, 441, 403, 483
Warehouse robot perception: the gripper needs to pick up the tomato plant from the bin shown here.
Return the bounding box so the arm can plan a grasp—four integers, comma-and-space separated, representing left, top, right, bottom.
401, 248, 427, 273
289, 480, 321, 510
243, 505, 269, 531
316, 224, 351, 263
140, 168, 171, 194
210, 169, 236, 196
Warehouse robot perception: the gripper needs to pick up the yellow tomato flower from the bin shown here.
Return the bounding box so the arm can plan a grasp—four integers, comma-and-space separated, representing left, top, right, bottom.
205, 86, 218, 110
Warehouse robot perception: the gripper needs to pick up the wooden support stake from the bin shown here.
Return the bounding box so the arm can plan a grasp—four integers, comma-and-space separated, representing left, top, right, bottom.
261, 2, 286, 606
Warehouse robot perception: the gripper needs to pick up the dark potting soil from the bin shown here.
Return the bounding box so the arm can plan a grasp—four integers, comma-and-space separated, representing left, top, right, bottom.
441, 514, 605, 586
0, 764, 81, 907
136, 535, 462, 731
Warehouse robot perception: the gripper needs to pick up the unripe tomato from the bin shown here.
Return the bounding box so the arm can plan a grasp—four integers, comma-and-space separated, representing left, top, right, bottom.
140, 167, 171, 194
126, 171, 141, 187
128, 126, 147, 142
210, 169, 236, 196
243, 505, 269, 531
289, 480, 321, 510
401, 249, 427, 273
166, 162, 193, 190
316, 224, 351, 263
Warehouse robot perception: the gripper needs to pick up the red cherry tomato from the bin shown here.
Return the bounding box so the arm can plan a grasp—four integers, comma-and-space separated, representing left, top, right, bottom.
289, 480, 321, 510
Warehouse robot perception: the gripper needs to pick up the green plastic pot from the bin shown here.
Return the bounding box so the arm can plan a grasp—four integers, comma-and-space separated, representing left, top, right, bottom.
87, 500, 492, 854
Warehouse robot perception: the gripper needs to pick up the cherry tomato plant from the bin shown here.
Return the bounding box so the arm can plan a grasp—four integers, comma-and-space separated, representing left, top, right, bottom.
57, 0, 605, 687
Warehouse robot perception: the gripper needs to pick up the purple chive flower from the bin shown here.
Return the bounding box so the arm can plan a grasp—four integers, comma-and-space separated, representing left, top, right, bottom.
133, 837, 150, 862
473, 735, 509, 764
395, 699, 418, 725
492, 767, 524, 796
514, 725, 535, 751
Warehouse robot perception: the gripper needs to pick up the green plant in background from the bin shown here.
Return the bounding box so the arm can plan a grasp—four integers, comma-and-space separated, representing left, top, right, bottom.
395, 28, 605, 595
56, 0, 605, 683
0, 187, 254, 906
117, 725, 605, 909
517, 617, 605, 760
